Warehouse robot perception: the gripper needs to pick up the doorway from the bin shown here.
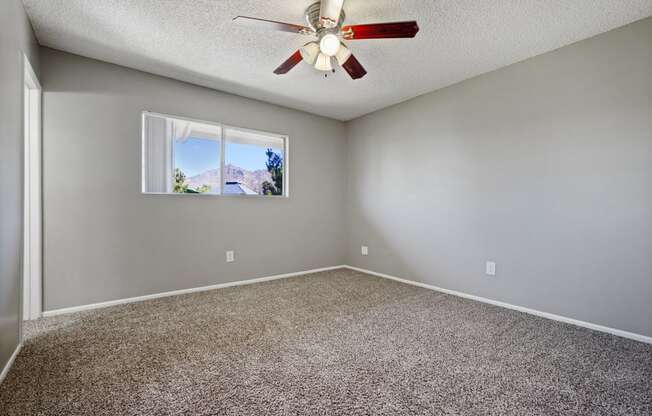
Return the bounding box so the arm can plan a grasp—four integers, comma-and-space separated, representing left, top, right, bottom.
23, 55, 42, 321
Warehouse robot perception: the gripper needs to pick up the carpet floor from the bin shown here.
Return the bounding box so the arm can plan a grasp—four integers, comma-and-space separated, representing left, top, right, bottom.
1, 269, 650, 415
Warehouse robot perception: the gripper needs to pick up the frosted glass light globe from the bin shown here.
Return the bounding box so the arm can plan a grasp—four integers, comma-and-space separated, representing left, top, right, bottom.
319, 34, 341, 57
314, 53, 333, 71
300, 42, 320, 65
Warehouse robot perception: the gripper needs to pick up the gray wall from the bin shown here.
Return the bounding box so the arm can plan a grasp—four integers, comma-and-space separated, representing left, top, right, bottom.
0, 0, 40, 370
346, 18, 652, 337
41, 48, 347, 311
40, 18, 652, 338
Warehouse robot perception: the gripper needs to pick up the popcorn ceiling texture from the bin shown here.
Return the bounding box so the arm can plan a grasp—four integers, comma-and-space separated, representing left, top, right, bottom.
1, 269, 651, 415
21, 0, 652, 120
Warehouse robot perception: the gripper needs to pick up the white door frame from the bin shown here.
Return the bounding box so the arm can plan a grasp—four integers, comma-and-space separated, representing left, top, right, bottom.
23, 54, 42, 321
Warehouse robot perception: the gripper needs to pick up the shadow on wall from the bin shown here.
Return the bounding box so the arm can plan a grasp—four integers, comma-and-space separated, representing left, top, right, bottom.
348, 200, 437, 285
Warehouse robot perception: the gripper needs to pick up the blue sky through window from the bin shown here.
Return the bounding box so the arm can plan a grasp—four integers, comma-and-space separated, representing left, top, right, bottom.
225, 143, 282, 172
174, 138, 219, 177
175, 137, 283, 177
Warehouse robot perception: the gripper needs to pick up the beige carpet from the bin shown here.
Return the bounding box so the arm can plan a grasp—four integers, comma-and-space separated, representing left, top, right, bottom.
1, 268, 650, 415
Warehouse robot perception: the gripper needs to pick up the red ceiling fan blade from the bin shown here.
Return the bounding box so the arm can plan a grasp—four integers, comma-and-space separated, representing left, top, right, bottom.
233, 16, 313, 34
341, 54, 367, 80
342, 21, 419, 40
273, 51, 303, 75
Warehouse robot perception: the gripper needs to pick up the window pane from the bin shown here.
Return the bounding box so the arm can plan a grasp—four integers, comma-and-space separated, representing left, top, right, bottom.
142, 113, 221, 194
143, 113, 287, 197
224, 128, 285, 196
174, 137, 220, 194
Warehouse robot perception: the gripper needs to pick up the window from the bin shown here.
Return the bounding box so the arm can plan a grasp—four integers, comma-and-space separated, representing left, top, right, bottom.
142, 112, 287, 196
224, 127, 285, 196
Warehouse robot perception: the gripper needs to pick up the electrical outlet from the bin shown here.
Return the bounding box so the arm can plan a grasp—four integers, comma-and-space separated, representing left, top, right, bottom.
226, 250, 235, 263
486, 261, 496, 276
361, 246, 369, 256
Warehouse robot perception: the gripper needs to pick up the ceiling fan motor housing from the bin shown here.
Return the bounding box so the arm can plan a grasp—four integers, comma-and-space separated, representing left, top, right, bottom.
306, 2, 345, 33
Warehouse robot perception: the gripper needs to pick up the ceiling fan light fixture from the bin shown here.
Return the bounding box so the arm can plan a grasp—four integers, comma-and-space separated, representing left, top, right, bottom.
314, 53, 333, 71
319, 33, 341, 57
239, 2, 420, 79
335, 44, 352, 66
300, 42, 320, 65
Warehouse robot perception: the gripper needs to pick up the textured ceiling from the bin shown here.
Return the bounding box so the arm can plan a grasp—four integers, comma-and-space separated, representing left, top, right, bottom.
22, 0, 652, 120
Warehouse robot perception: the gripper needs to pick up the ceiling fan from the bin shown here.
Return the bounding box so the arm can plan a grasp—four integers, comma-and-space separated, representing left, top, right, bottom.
233, 0, 419, 80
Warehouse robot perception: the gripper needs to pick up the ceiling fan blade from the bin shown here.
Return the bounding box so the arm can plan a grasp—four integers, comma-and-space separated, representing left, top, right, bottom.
342, 21, 419, 40
233, 16, 313, 34
319, 0, 345, 28
340, 54, 367, 80
273, 51, 303, 75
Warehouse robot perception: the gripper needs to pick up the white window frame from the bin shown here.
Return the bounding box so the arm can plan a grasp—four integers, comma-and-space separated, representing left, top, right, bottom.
141, 111, 289, 198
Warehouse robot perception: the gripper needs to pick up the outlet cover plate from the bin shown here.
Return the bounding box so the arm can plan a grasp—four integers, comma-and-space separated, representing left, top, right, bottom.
486, 261, 496, 276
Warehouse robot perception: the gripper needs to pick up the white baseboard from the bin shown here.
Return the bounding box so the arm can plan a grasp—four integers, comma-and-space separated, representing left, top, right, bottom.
43, 265, 346, 318
344, 265, 652, 345
39, 264, 652, 345
0, 343, 22, 385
